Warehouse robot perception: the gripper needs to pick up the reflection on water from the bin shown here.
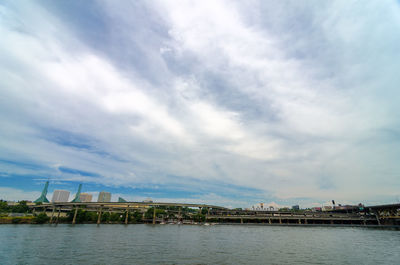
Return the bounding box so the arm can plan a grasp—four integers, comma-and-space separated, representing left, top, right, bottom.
0, 224, 399, 264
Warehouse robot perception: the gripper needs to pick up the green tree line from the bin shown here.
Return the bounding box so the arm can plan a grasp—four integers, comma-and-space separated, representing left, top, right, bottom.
0, 200, 31, 213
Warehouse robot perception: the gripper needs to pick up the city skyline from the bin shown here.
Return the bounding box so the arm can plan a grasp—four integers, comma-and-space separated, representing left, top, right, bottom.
1, 1, 400, 208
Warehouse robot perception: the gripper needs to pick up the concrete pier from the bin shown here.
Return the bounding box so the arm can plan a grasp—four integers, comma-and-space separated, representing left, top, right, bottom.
72, 206, 78, 224
50, 207, 55, 224
55, 207, 61, 225
125, 206, 129, 225
97, 207, 102, 225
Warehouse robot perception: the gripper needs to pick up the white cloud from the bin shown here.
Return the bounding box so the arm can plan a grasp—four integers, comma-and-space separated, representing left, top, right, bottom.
0, 187, 40, 202
1, 0, 399, 206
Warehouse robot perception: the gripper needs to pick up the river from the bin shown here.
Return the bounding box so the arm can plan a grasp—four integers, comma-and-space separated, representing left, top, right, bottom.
0, 224, 399, 264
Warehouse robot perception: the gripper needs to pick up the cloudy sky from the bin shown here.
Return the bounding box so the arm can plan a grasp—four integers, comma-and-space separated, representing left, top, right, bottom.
1, 0, 400, 208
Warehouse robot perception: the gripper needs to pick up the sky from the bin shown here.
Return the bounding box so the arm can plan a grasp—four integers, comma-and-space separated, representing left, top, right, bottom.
1, 0, 400, 208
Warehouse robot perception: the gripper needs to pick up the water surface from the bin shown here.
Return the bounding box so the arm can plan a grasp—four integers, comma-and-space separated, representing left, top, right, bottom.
0, 224, 399, 264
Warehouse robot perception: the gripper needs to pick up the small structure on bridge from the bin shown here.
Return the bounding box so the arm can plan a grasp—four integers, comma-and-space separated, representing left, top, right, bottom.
34, 181, 50, 203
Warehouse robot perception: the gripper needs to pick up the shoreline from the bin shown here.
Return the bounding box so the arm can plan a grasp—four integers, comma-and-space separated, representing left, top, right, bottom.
1, 221, 399, 230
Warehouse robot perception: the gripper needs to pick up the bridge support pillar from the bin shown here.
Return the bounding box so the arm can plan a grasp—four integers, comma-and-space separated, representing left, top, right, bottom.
298, 219, 301, 224
279, 217, 282, 224
72, 206, 78, 224
153, 207, 156, 224
55, 207, 61, 225
268, 218, 271, 224
125, 206, 129, 225
178, 207, 181, 222
375, 212, 381, 226
50, 207, 55, 224
241, 218, 243, 224
305, 219, 308, 224
97, 207, 102, 225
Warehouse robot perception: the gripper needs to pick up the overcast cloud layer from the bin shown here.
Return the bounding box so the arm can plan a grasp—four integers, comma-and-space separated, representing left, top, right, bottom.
1, 0, 400, 207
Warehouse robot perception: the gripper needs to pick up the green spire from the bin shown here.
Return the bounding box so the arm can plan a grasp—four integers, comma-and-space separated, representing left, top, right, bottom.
71, 184, 82, 203
118, 197, 127, 202
34, 181, 50, 203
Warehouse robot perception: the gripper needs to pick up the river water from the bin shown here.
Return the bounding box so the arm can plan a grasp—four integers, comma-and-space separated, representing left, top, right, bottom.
0, 224, 399, 264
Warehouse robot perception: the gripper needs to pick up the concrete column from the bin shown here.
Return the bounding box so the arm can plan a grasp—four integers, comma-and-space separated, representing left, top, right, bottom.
298, 219, 301, 224
97, 207, 103, 225
178, 207, 181, 222
241, 218, 243, 224
375, 212, 381, 225
55, 207, 61, 225
268, 218, 272, 224
125, 206, 129, 225
50, 207, 56, 224
153, 207, 156, 224
72, 206, 78, 224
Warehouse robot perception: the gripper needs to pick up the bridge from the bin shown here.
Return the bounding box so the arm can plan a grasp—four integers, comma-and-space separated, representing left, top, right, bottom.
29, 201, 400, 227
30, 201, 229, 225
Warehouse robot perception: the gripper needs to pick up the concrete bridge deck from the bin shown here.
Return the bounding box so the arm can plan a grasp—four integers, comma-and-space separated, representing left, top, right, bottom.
29, 201, 399, 226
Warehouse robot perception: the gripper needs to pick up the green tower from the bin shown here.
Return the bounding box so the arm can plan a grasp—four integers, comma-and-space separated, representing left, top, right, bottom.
118, 197, 127, 202
71, 184, 82, 203
34, 181, 50, 203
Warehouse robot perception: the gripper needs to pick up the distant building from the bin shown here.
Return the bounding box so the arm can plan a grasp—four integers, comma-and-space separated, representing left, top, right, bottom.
292, 205, 300, 210
80, 193, 93, 202
52, 190, 70, 202
97, 191, 111, 202
251, 202, 281, 211
322, 206, 333, 211
312, 207, 322, 212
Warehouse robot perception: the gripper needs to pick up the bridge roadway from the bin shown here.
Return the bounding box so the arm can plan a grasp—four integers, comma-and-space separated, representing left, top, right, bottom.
29, 202, 399, 226
31, 201, 229, 210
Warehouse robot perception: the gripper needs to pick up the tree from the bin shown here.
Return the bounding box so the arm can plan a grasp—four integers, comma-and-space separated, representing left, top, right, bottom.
192, 213, 205, 222
34, 213, 49, 224
101, 212, 110, 222
110, 212, 120, 222
0, 200, 9, 212
145, 207, 166, 219
11, 201, 30, 213
131, 211, 143, 223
